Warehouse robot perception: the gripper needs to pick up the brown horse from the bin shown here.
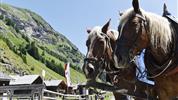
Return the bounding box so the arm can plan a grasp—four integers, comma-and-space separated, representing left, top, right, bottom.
83, 20, 155, 100
83, 20, 129, 100
114, 0, 178, 99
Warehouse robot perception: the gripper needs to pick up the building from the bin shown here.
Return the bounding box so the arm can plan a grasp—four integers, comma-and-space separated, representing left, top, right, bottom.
44, 80, 67, 93
10, 75, 43, 85
0, 72, 13, 86
6, 75, 44, 99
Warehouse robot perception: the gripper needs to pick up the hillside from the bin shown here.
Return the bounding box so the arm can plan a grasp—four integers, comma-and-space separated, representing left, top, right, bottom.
0, 3, 86, 83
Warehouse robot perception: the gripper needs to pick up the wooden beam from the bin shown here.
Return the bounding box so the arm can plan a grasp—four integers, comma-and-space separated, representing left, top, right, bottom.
0, 84, 44, 91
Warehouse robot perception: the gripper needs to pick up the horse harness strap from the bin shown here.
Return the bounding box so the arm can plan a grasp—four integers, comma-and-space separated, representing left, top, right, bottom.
129, 14, 148, 62
101, 33, 138, 84
84, 32, 114, 75
145, 15, 178, 78
145, 35, 176, 78
163, 15, 178, 77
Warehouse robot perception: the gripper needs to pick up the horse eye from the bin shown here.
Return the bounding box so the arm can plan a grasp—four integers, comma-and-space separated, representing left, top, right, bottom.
132, 21, 138, 25
101, 33, 105, 36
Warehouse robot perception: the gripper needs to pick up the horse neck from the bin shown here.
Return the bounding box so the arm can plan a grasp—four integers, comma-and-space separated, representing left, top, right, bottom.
126, 65, 136, 79
105, 39, 117, 70
148, 45, 173, 65
146, 15, 175, 64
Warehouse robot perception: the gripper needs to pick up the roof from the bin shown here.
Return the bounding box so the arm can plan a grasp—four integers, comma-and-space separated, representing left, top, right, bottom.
0, 72, 13, 81
44, 80, 64, 86
10, 75, 42, 85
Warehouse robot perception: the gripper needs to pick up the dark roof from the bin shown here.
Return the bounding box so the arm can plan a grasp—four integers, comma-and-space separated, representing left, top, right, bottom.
0, 72, 13, 81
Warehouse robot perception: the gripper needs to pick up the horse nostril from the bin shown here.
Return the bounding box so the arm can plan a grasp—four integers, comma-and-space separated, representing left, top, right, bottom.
87, 63, 95, 74
88, 67, 94, 74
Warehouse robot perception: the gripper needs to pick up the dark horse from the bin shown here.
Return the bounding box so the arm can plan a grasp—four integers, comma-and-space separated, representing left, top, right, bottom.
114, 0, 178, 99
83, 20, 155, 100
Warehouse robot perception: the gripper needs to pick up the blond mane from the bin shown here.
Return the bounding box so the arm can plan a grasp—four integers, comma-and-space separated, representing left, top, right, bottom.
120, 8, 174, 53
88, 26, 119, 41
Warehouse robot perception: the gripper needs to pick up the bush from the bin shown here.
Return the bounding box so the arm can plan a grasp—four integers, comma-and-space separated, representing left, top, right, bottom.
31, 66, 35, 71
0, 15, 4, 20
27, 41, 40, 60
45, 59, 64, 76
5, 18, 15, 27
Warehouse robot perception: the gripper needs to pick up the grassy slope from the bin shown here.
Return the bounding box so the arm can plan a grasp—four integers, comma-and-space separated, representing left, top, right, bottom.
0, 38, 86, 83
0, 39, 64, 79
0, 3, 86, 83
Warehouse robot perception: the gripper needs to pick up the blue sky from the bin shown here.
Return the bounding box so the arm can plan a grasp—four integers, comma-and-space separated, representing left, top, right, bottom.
2, 0, 177, 54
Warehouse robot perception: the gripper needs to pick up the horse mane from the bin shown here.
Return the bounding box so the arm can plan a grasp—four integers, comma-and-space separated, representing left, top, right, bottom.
120, 8, 174, 53
107, 29, 119, 40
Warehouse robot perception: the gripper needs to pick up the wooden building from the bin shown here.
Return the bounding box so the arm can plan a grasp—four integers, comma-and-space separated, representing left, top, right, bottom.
44, 80, 67, 93
0, 72, 12, 86
10, 75, 43, 85
2, 75, 45, 99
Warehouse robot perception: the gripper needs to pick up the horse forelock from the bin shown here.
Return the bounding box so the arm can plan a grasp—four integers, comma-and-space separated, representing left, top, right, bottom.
88, 26, 102, 45
119, 8, 135, 35
88, 26, 118, 43
119, 8, 174, 53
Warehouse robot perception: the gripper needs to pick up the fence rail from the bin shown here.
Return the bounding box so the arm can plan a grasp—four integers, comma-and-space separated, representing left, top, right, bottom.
0, 85, 103, 100
43, 89, 94, 100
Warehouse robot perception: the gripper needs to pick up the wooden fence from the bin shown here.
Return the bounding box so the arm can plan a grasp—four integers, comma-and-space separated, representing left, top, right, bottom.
43, 89, 97, 100
0, 85, 100, 100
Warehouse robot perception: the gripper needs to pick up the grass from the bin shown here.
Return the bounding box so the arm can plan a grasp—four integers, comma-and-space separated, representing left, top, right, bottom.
0, 37, 86, 82
70, 66, 86, 83
0, 18, 27, 46
26, 54, 65, 80
38, 46, 86, 83
0, 3, 86, 84
1, 3, 31, 22
104, 92, 114, 100
0, 39, 64, 80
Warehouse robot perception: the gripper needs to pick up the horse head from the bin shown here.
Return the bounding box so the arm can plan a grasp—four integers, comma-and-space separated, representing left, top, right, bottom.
114, 0, 149, 69
114, 0, 173, 70
83, 19, 119, 81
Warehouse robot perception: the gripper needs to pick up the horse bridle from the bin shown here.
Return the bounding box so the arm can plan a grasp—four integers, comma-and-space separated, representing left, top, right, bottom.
115, 13, 149, 82
128, 14, 148, 63
128, 14, 176, 78
84, 32, 113, 76
85, 32, 138, 84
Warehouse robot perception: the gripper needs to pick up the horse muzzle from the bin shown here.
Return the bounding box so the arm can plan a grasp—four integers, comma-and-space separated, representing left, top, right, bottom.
83, 62, 96, 79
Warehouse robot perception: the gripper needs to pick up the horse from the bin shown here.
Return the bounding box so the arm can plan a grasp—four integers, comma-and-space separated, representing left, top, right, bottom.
83, 20, 129, 100
113, 0, 178, 99
83, 19, 156, 100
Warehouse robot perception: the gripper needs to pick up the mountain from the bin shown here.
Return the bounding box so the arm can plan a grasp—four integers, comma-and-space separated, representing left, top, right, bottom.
0, 3, 86, 83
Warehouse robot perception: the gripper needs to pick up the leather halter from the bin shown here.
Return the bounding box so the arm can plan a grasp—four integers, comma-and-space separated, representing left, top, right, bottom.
145, 21, 177, 78
84, 33, 113, 75
84, 32, 130, 83
128, 14, 148, 63
130, 14, 177, 78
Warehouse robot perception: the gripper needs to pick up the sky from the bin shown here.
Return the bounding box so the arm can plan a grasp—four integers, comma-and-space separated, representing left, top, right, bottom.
1, 0, 177, 54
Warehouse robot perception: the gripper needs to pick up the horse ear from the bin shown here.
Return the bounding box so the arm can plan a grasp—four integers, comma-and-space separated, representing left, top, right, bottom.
87, 28, 91, 34
119, 12, 123, 16
102, 19, 111, 34
163, 3, 171, 16
119, 11, 123, 16
132, 0, 140, 13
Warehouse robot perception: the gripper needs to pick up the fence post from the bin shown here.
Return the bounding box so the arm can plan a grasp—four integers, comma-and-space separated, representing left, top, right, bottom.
9, 90, 13, 100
